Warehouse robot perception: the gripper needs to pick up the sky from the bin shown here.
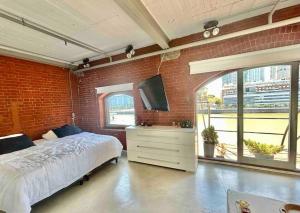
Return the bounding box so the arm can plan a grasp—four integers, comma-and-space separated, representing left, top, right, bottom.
205, 78, 223, 98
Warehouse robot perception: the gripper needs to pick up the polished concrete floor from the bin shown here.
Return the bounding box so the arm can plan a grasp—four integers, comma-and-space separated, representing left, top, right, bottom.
32, 154, 300, 213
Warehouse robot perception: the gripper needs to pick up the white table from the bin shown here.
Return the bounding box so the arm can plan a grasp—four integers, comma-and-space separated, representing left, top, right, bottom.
227, 190, 286, 213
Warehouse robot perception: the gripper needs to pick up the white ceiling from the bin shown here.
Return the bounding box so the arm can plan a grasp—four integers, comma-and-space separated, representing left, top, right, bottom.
141, 0, 299, 39
0, 0, 298, 66
0, 0, 153, 62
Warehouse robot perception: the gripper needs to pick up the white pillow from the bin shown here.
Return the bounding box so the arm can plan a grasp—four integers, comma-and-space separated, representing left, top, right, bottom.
42, 130, 58, 140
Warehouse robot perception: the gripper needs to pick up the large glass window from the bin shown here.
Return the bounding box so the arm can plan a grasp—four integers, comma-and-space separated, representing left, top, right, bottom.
105, 92, 135, 126
242, 65, 290, 165
197, 72, 237, 161
197, 63, 300, 171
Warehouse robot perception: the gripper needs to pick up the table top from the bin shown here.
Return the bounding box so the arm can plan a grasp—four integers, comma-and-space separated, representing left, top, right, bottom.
227, 190, 286, 213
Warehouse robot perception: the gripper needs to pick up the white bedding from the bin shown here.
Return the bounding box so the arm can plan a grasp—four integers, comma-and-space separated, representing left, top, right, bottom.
0, 132, 123, 213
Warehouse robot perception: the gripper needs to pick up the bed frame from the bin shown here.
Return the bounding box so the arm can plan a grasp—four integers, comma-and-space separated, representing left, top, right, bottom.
78, 157, 119, 185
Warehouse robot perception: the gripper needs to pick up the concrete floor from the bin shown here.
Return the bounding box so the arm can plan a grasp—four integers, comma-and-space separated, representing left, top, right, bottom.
32, 154, 300, 213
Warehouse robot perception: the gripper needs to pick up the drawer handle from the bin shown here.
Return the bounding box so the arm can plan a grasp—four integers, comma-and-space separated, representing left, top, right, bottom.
137, 145, 180, 152
137, 156, 180, 165
137, 134, 178, 139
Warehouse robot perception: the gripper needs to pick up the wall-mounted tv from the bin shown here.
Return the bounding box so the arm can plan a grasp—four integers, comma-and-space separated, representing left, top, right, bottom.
138, 74, 169, 111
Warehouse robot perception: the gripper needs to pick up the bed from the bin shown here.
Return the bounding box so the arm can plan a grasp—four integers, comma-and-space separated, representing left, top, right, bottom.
0, 132, 123, 213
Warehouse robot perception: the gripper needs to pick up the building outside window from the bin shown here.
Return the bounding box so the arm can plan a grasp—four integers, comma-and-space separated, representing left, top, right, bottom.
196, 63, 300, 171
105, 92, 135, 127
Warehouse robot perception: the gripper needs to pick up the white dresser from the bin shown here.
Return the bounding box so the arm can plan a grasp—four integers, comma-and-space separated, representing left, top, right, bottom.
126, 126, 198, 172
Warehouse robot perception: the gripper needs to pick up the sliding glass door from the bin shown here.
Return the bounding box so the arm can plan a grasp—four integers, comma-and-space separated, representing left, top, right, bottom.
196, 62, 300, 171
239, 65, 293, 169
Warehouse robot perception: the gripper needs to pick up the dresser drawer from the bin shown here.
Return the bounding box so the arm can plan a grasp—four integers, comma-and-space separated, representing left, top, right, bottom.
127, 140, 195, 157
128, 151, 197, 171
126, 130, 194, 145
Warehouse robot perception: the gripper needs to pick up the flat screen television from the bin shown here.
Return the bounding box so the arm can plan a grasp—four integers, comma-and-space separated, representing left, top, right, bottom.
138, 74, 169, 111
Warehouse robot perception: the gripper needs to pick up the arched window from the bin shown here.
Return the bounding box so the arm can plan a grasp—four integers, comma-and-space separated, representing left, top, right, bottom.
105, 92, 135, 127
196, 63, 300, 170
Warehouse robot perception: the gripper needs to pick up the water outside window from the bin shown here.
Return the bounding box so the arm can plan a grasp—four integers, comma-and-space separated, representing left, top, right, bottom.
242, 66, 290, 163
197, 72, 237, 160
196, 65, 298, 168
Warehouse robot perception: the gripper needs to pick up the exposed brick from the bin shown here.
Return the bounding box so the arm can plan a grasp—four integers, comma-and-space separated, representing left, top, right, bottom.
0, 56, 79, 140
1, 5, 299, 149
77, 17, 300, 149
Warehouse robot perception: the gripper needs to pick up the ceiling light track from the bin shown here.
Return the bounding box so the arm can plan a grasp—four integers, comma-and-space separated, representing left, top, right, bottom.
74, 16, 300, 73
0, 43, 74, 67
0, 8, 107, 55
71, 45, 131, 64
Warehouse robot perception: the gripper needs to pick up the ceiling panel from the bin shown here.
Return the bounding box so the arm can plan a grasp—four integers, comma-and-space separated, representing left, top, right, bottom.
141, 0, 298, 39
0, 17, 95, 61
0, 0, 153, 62
0, 0, 298, 65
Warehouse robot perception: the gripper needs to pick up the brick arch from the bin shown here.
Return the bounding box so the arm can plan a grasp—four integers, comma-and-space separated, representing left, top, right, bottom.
193, 69, 238, 93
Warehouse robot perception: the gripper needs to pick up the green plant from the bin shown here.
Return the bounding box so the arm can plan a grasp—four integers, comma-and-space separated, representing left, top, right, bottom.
217, 143, 227, 156
207, 95, 222, 105
201, 126, 218, 144
244, 139, 283, 155
180, 120, 193, 128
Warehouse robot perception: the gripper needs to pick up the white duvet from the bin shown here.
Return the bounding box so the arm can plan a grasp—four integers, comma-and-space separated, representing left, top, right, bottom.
0, 132, 123, 213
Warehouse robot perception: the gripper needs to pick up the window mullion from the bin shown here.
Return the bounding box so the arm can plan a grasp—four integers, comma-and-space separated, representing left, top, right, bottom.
289, 62, 299, 169
237, 70, 244, 162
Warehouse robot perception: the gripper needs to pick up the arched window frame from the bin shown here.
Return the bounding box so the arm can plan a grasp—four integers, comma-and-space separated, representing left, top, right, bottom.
195, 62, 300, 171
104, 91, 136, 128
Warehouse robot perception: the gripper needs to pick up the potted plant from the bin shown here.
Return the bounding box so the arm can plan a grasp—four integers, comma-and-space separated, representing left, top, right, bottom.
244, 139, 284, 160
201, 126, 218, 158
179, 120, 193, 128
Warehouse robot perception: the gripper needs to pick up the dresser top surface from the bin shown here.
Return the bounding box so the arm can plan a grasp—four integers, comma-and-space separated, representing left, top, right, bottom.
125, 125, 195, 133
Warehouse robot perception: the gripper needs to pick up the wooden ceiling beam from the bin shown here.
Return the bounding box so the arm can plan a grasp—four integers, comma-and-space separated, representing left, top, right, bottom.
114, 0, 169, 49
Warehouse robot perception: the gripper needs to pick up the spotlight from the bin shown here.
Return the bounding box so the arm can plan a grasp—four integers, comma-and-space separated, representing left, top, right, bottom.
125, 45, 135, 59
126, 53, 132, 59
203, 20, 219, 38
203, 30, 211, 38
212, 27, 220, 36
83, 58, 90, 68
130, 49, 135, 55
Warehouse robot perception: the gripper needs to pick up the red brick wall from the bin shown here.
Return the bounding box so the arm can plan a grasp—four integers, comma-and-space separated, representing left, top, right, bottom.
0, 56, 79, 140
1, 6, 298, 151
77, 21, 300, 149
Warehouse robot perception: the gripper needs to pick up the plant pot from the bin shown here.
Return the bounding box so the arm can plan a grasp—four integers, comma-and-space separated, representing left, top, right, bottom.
203, 142, 215, 158
254, 153, 274, 160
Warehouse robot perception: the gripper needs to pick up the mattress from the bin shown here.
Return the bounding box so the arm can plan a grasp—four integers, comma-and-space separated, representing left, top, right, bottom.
0, 132, 123, 213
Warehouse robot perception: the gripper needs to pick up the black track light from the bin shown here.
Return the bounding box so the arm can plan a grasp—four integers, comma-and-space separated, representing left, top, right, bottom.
203, 20, 220, 38
125, 45, 135, 59
83, 58, 90, 68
